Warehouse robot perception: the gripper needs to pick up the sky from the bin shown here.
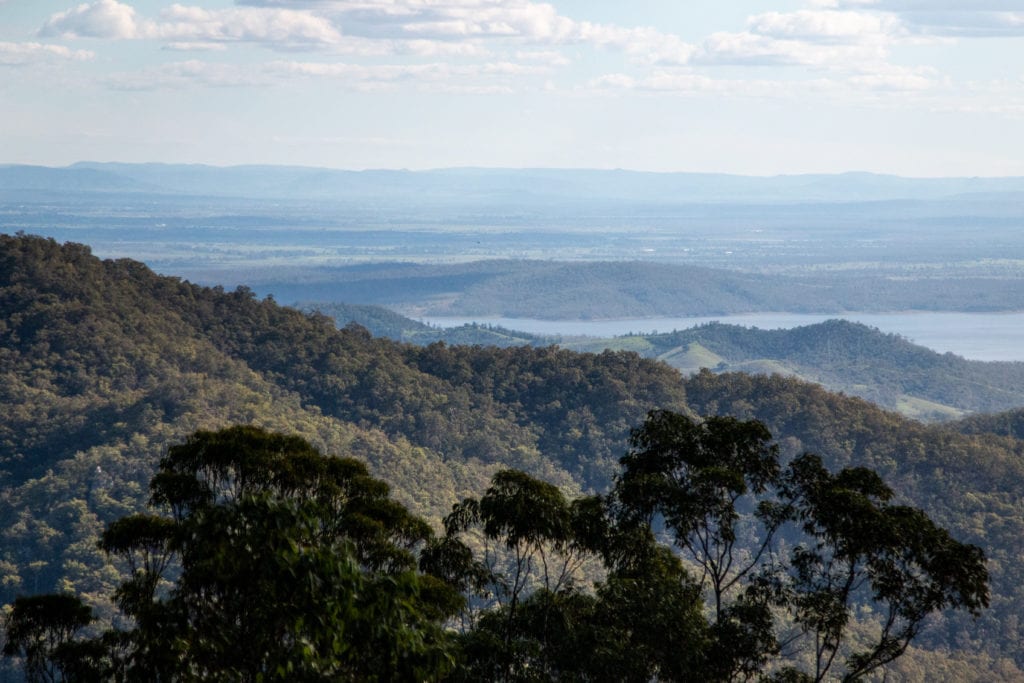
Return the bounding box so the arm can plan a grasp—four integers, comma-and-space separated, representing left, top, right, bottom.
2, 0, 1024, 176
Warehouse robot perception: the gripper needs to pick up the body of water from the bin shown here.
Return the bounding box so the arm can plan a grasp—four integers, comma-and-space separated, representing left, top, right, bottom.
421, 312, 1024, 362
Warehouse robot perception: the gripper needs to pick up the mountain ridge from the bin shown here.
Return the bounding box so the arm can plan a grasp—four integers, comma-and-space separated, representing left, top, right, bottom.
4, 162, 1024, 203
3, 233, 1024, 679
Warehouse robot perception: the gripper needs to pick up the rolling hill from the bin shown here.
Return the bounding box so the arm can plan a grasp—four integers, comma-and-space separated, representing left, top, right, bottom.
2, 233, 1024, 679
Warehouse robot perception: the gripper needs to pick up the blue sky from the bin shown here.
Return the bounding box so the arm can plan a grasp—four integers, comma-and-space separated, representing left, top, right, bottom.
2, 0, 1024, 175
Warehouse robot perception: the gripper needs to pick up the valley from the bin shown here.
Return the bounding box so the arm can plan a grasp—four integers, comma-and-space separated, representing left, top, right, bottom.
2, 233, 1024, 679
2, 164, 1024, 679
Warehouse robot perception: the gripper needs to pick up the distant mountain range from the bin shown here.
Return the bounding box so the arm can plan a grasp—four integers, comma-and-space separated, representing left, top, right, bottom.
3, 162, 1024, 203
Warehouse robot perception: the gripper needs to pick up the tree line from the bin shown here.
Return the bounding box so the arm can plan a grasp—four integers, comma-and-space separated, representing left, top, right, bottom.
0, 234, 1016, 678
3, 416, 987, 681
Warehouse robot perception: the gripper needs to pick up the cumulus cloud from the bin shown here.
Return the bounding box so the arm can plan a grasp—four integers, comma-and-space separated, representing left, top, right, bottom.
748, 10, 904, 42
35, 0, 999, 109
812, 1, 1024, 37
40, 0, 142, 39
683, 8, 926, 70
34, 0, 703, 88
156, 4, 343, 45
41, 1, 344, 48
0, 41, 94, 66
692, 31, 888, 67
236, 0, 696, 63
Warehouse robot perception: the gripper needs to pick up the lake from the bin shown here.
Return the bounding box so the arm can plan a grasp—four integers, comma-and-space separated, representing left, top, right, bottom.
421, 312, 1024, 362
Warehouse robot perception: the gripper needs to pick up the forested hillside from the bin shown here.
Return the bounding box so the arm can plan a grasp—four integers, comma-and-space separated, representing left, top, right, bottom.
2, 234, 1024, 678
309, 302, 542, 347
643, 321, 1024, 419
320, 304, 1024, 419
683, 370, 1024, 677
0, 234, 686, 620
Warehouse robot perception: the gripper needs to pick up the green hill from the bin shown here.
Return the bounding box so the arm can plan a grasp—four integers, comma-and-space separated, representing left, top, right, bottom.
640, 321, 1024, 419
3, 233, 1024, 679
0, 234, 687, 615
682, 370, 1024, 675
315, 304, 1024, 420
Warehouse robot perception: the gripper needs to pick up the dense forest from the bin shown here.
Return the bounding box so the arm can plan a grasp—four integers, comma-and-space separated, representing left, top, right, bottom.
642, 321, 1024, 419
2, 234, 1024, 679
318, 303, 1024, 420
1, 421, 989, 681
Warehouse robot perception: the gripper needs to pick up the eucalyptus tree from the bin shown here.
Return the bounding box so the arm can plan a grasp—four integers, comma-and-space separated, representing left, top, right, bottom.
6, 426, 462, 682
612, 410, 989, 682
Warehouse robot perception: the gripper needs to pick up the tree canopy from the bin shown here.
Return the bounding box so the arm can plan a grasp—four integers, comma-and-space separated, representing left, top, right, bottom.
425, 410, 987, 682
3, 426, 461, 682
0, 234, 1012, 679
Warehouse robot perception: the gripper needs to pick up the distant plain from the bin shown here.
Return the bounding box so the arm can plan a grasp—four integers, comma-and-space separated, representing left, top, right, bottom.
3, 163, 1023, 360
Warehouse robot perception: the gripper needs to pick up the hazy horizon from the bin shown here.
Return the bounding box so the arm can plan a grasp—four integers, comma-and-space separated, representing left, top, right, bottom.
7, 160, 1024, 180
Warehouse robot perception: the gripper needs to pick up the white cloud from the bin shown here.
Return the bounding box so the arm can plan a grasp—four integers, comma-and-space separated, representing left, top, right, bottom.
35, 0, 699, 80
156, 4, 343, 46
901, 11, 1024, 37
236, 0, 696, 64
99, 53, 546, 93
814, 1, 1024, 9
813, 1, 1024, 37
693, 31, 888, 67
40, 0, 142, 39
748, 10, 904, 42
683, 8, 936, 71
35, 0, 1008, 111
41, 1, 344, 48
0, 41, 94, 66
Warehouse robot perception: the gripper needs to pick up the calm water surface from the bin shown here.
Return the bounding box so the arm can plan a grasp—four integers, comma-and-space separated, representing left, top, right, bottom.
421, 312, 1024, 362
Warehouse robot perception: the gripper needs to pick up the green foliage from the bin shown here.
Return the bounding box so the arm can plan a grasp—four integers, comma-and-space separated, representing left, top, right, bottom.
0, 234, 684, 625
309, 303, 544, 347
683, 370, 1019, 673
434, 466, 708, 682
780, 453, 988, 681
10, 426, 461, 682
609, 411, 988, 682
641, 320, 1024, 418
319, 305, 1024, 421
617, 410, 782, 628
432, 412, 986, 682
0, 234, 1019, 678
1, 594, 93, 683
